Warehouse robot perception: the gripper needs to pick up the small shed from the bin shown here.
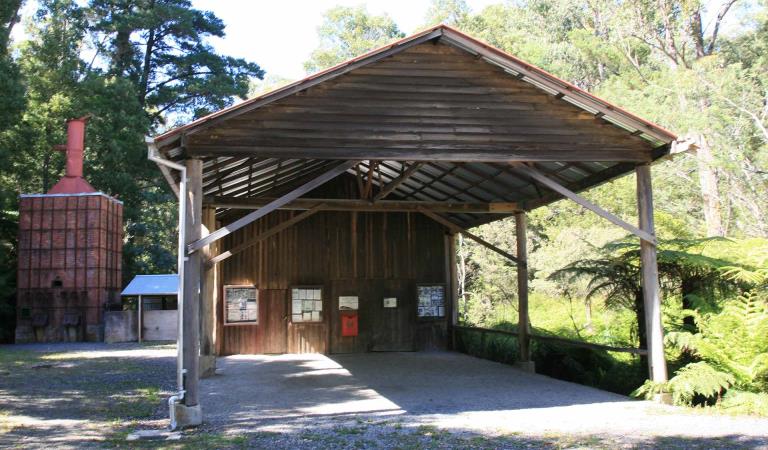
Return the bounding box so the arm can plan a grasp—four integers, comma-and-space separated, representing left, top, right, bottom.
121, 274, 179, 341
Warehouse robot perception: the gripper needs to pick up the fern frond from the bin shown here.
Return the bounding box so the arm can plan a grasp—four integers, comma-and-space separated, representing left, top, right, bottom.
667, 362, 735, 405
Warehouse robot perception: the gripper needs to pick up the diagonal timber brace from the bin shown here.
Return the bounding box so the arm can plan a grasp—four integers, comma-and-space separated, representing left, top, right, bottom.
206, 204, 325, 267
187, 160, 357, 253
512, 163, 657, 245
420, 210, 520, 265
373, 162, 423, 202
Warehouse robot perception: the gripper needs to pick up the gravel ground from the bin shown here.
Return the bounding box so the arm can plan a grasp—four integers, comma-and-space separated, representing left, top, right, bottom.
199, 352, 768, 449
0, 342, 176, 449
1, 343, 767, 449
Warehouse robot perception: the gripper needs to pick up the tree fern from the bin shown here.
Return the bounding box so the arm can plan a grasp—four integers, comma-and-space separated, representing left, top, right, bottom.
667, 362, 735, 405
652, 290, 768, 407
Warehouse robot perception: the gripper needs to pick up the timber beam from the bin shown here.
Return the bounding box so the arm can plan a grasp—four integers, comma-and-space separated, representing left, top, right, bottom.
187, 160, 358, 253
420, 210, 520, 264
184, 145, 653, 162
373, 162, 423, 201
207, 204, 325, 267
204, 196, 519, 214
511, 163, 657, 244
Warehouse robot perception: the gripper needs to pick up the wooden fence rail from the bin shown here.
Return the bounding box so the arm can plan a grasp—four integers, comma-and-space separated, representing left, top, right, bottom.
454, 325, 648, 356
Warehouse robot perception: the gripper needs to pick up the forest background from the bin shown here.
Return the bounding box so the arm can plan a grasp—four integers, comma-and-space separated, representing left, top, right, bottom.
1, 0, 766, 413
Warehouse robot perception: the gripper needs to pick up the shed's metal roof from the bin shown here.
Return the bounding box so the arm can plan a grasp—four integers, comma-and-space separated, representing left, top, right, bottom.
121, 274, 179, 296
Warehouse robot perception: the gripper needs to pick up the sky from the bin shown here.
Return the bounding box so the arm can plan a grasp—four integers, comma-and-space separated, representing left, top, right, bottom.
190, 0, 499, 80
12, 0, 754, 82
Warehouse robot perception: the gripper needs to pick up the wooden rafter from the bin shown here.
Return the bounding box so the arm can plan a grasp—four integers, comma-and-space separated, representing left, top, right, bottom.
188, 160, 358, 253
373, 162, 423, 202
376, 161, 447, 202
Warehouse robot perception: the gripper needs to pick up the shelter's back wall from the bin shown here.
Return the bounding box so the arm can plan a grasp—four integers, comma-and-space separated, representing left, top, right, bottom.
218, 209, 448, 355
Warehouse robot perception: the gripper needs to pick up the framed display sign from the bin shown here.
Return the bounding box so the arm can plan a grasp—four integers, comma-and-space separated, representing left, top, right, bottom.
383, 297, 397, 308
339, 296, 359, 310
417, 284, 445, 318
224, 285, 258, 325
291, 287, 323, 323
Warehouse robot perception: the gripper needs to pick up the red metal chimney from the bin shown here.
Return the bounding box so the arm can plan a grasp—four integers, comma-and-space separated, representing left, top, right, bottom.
47, 116, 97, 194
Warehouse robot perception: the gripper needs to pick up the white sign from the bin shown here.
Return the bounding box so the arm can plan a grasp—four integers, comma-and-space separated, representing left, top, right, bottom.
339, 296, 359, 310
383, 297, 397, 308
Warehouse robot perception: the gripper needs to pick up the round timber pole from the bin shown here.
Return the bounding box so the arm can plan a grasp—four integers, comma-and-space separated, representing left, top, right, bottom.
175, 157, 203, 427
515, 211, 534, 372
636, 163, 669, 388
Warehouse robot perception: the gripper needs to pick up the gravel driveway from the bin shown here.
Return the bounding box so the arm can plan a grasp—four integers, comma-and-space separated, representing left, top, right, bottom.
199, 351, 768, 449
2, 344, 767, 449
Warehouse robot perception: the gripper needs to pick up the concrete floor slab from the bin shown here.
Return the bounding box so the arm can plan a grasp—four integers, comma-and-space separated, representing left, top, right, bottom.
200, 351, 768, 441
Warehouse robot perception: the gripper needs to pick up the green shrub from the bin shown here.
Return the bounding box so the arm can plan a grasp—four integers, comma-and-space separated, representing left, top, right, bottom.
634, 290, 768, 415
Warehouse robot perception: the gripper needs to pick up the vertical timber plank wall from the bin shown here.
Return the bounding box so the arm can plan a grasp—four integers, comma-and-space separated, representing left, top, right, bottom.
217, 203, 447, 355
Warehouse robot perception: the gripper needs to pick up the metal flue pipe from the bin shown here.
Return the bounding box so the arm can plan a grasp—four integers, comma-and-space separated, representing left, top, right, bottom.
145, 137, 187, 420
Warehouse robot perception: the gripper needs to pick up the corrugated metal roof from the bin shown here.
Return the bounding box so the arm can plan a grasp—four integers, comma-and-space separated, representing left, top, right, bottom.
121, 274, 179, 296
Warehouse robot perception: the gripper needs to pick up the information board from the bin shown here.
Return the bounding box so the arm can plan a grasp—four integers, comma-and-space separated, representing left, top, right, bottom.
339, 296, 359, 310
292, 287, 323, 323
417, 285, 445, 318
224, 285, 258, 325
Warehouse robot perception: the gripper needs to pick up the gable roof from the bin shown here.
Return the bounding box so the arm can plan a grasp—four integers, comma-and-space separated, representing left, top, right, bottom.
153, 24, 676, 149
149, 25, 678, 228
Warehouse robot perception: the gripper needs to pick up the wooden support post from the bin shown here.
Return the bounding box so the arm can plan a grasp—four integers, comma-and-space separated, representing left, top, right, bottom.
181, 158, 203, 412
137, 295, 142, 343
447, 233, 459, 350
636, 164, 668, 387
200, 206, 217, 378
515, 211, 534, 372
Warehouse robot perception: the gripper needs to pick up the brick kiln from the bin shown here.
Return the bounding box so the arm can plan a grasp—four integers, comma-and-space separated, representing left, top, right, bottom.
15, 117, 123, 342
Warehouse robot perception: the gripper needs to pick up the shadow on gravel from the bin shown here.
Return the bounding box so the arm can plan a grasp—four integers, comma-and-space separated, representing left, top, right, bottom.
186, 425, 768, 450
200, 351, 768, 449
0, 342, 175, 449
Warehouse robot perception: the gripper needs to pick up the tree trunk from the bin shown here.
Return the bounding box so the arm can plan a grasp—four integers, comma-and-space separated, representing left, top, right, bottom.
693, 133, 725, 236
584, 297, 593, 333
635, 289, 648, 369
457, 233, 467, 323
138, 26, 155, 107
680, 276, 703, 331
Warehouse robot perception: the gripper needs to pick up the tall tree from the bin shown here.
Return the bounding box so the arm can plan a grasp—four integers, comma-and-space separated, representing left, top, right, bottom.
423, 0, 472, 27
88, 0, 264, 123
0, 0, 25, 132
304, 5, 404, 74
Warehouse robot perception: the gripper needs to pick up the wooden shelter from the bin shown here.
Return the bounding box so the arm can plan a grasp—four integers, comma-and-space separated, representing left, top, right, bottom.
148, 25, 677, 426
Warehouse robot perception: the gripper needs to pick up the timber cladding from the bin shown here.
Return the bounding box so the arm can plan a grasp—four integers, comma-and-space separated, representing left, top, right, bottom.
216, 207, 448, 355
184, 42, 654, 162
